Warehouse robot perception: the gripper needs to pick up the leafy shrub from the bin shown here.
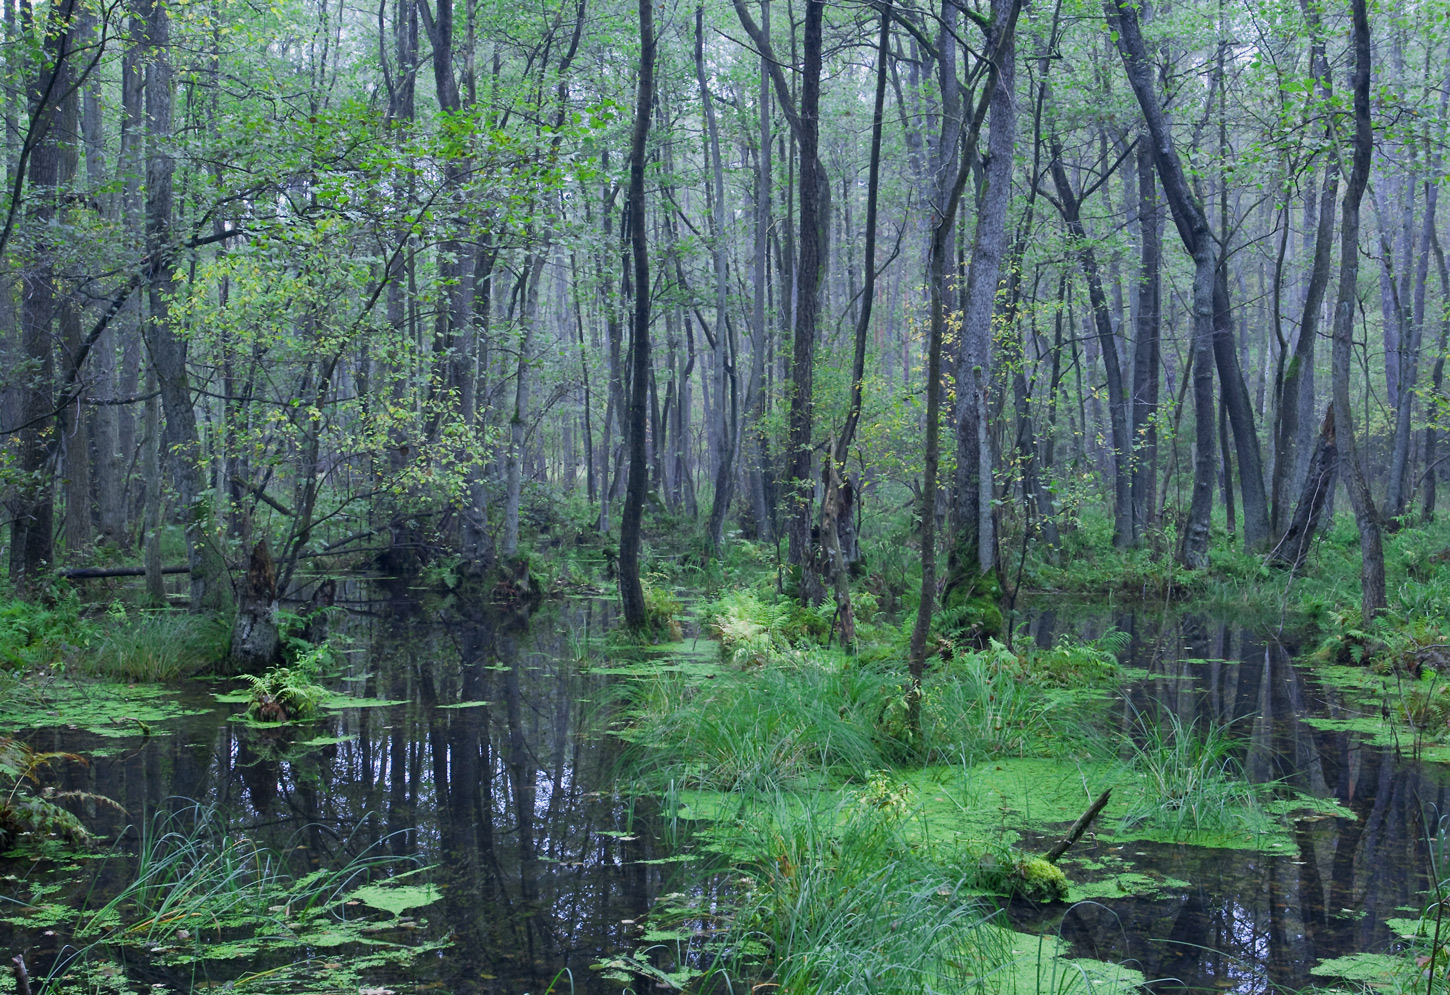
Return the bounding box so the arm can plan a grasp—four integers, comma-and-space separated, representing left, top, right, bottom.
0, 590, 94, 670
703, 589, 835, 664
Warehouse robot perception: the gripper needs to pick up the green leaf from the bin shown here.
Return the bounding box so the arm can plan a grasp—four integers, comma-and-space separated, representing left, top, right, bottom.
350, 882, 441, 918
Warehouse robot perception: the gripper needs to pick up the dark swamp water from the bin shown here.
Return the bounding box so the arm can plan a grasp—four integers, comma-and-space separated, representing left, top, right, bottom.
3, 588, 1448, 995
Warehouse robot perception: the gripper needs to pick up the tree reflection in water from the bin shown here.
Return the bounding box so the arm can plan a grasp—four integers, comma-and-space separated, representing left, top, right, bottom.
1022, 611, 1445, 994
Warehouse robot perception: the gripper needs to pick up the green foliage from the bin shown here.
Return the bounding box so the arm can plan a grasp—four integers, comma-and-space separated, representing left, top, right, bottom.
0, 589, 94, 671
701, 588, 841, 665
1115, 708, 1264, 838
15, 802, 439, 993
673, 790, 997, 995
620, 660, 894, 790
81, 604, 231, 682
241, 664, 331, 722
0, 737, 98, 848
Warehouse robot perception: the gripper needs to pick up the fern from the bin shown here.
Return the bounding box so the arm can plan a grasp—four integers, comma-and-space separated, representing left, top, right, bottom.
0, 737, 120, 847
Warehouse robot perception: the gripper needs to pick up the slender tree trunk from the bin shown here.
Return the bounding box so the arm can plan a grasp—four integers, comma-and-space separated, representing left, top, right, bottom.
1130, 133, 1161, 540
699, 7, 737, 554
503, 252, 546, 557
1107, 0, 1217, 567
1332, 0, 1386, 620
1273, 152, 1337, 536
910, 0, 1021, 727
731, 0, 828, 602
1423, 230, 1450, 521
1050, 149, 1131, 546
618, 0, 654, 629
1270, 407, 1336, 572
745, 1, 772, 541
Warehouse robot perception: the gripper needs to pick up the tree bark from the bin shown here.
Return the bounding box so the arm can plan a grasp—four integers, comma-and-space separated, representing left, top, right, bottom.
618, 0, 654, 629
139, 0, 230, 612
1049, 148, 1131, 546
1331, 0, 1386, 621
699, 6, 738, 554
1130, 132, 1161, 540
1271, 407, 1336, 572
910, 0, 1021, 728
1106, 0, 1218, 567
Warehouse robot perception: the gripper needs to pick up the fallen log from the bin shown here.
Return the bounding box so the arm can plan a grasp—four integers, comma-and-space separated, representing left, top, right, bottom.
1043, 788, 1112, 864
60, 565, 190, 579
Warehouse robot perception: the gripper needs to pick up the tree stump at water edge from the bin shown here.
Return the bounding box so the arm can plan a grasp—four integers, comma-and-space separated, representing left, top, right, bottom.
230, 538, 280, 672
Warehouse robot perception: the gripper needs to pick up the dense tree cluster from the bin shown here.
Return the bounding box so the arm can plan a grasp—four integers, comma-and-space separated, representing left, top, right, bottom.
0, 0, 1433, 639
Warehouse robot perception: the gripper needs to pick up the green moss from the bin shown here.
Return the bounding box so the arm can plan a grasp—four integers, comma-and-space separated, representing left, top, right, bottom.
1010, 856, 1069, 901
939, 568, 1005, 640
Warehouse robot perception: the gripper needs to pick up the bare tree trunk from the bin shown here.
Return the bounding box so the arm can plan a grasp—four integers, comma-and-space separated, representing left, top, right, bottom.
745, 1, 772, 541
1107, 0, 1218, 568
1423, 230, 1450, 521
1331, 0, 1386, 621
1130, 133, 1161, 540
1270, 407, 1335, 572
910, 0, 1021, 732
1049, 147, 1131, 546
731, 0, 827, 602
139, 0, 229, 612
142, 366, 163, 604
618, 0, 654, 629
1273, 147, 1337, 535
503, 253, 546, 557
8, 0, 78, 590
699, 6, 737, 554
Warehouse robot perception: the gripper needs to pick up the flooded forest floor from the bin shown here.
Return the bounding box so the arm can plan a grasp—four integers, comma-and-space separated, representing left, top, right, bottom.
5, 523, 1450, 995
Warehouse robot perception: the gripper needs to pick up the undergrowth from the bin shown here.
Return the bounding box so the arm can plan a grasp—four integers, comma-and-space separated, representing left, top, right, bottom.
3, 801, 441, 994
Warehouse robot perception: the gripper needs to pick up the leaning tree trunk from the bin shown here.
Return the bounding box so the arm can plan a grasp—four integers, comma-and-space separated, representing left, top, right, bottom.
1107, 0, 1218, 568
1270, 407, 1336, 572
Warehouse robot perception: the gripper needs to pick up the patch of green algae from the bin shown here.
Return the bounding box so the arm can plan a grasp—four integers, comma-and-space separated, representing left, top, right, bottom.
1311, 952, 1411, 987
970, 926, 1147, 995
0, 679, 208, 736
906, 758, 1348, 854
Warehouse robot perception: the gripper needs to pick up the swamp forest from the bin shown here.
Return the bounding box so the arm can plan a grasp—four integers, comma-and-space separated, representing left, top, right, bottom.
9, 0, 1450, 990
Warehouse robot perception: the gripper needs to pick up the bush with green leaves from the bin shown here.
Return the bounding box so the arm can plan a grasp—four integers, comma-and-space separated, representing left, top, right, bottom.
0, 589, 95, 671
